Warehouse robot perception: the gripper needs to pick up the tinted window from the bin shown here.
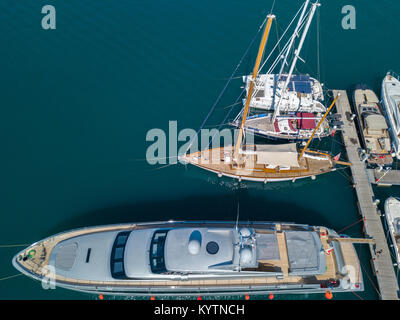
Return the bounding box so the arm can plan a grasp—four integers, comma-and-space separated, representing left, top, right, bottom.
110, 231, 131, 279
150, 230, 169, 273
113, 261, 124, 274
114, 247, 124, 260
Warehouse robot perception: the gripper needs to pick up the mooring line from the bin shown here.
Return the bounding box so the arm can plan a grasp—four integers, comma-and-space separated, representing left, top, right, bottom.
351, 290, 364, 300
0, 274, 22, 281
0, 244, 29, 248
128, 155, 178, 163
337, 218, 365, 234
359, 259, 381, 298
147, 163, 177, 172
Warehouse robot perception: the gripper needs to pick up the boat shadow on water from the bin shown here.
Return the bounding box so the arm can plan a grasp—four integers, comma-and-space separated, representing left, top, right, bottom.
46, 193, 333, 238
180, 159, 345, 192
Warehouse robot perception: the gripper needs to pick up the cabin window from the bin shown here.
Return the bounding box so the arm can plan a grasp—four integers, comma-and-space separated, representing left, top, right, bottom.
150, 230, 169, 273
113, 261, 124, 274
110, 231, 131, 279
114, 247, 124, 260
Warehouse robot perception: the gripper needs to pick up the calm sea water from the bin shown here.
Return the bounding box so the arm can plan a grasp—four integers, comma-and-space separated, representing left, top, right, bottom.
0, 0, 399, 300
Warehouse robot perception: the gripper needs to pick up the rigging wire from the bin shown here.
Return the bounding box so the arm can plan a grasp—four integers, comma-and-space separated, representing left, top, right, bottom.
269, 0, 276, 14
147, 163, 177, 171
0, 244, 30, 248
316, 5, 321, 82
233, 5, 309, 123
206, 90, 246, 150
217, 101, 242, 110
184, 16, 269, 154
128, 155, 178, 163
275, 19, 281, 56
261, 5, 309, 75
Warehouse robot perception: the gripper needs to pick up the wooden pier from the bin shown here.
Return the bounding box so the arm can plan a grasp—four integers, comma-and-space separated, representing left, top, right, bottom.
333, 90, 399, 300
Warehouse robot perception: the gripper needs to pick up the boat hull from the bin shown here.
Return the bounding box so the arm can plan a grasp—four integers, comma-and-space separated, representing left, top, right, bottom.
12, 221, 364, 296
384, 197, 400, 266
233, 115, 332, 142
352, 85, 393, 168
381, 73, 400, 160
179, 146, 336, 183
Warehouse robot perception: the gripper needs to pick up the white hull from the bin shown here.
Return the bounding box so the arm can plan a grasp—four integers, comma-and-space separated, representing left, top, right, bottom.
381, 72, 400, 160
243, 74, 325, 112
194, 164, 322, 183
384, 197, 400, 266
12, 221, 364, 296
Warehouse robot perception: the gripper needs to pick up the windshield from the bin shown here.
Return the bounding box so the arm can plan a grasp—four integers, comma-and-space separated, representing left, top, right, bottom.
110, 231, 131, 279
150, 230, 169, 273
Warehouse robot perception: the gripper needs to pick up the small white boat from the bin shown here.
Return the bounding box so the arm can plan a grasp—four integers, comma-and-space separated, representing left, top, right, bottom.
381, 71, 400, 159
384, 197, 400, 265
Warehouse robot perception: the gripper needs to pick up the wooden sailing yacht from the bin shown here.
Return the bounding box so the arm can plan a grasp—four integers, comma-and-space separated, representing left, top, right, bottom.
233, 0, 333, 141
180, 13, 350, 183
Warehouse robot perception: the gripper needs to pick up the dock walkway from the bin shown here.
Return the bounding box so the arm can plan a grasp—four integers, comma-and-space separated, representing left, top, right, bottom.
333, 90, 399, 300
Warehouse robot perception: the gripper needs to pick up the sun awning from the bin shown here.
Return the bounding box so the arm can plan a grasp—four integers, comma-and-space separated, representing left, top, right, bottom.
255, 143, 299, 167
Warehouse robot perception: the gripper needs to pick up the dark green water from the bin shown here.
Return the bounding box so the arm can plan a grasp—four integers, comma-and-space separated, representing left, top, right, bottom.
0, 0, 399, 300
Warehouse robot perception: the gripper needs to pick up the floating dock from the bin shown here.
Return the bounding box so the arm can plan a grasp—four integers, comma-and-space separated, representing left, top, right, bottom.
333, 90, 399, 300
367, 169, 400, 186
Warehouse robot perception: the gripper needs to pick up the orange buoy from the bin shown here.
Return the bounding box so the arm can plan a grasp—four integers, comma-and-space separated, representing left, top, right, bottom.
325, 291, 333, 300
150, 296, 155, 300
268, 294, 274, 300
197, 296, 202, 300
245, 294, 250, 300
99, 294, 104, 300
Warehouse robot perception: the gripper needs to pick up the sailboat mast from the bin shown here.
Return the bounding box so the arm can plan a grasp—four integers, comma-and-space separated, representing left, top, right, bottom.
274, 1, 319, 120
276, 0, 310, 83
233, 14, 275, 162
298, 94, 339, 160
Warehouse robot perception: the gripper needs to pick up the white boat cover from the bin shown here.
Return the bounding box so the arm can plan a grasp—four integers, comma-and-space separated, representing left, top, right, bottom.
255, 143, 299, 167
366, 114, 388, 131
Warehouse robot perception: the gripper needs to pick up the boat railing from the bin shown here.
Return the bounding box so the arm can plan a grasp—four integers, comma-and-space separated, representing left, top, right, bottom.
387, 70, 400, 81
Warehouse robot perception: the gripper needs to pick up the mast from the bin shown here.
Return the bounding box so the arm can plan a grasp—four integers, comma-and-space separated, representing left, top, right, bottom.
233, 14, 275, 163
274, 1, 320, 120
276, 0, 310, 88
297, 94, 339, 161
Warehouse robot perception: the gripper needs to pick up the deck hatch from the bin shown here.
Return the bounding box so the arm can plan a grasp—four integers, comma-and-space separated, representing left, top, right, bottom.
55, 243, 78, 271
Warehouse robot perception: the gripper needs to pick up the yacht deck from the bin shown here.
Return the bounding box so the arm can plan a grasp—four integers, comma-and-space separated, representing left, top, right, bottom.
182, 146, 334, 182
15, 223, 361, 289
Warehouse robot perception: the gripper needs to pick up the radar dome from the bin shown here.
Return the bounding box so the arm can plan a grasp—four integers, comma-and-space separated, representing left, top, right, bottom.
239, 247, 253, 265
188, 239, 201, 255
239, 228, 251, 238
188, 230, 202, 255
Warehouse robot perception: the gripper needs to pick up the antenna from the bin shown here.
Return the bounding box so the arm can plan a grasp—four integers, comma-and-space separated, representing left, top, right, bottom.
235, 202, 240, 231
